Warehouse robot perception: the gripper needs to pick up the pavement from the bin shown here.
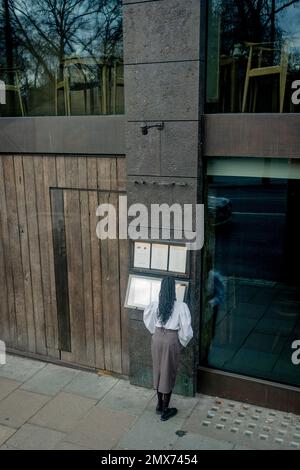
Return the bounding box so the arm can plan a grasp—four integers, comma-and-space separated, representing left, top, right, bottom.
0, 354, 299, 450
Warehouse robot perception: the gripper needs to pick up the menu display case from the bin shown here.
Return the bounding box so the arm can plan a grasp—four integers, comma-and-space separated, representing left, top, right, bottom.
124, 241, 190, 310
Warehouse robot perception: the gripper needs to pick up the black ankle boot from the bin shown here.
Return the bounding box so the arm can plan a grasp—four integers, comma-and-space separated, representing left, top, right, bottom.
161, 408, 178, 421
161, 392, 177, 422
156, 392, 163, 414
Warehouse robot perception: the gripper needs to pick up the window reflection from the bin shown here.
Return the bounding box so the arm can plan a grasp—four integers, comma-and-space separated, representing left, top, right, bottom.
0, 0, 123, 117
206, 0, 300, 113
201, 158, 300, 388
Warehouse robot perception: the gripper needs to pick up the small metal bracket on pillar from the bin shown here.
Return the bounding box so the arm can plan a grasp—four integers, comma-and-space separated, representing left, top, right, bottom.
140, 121, 164, 135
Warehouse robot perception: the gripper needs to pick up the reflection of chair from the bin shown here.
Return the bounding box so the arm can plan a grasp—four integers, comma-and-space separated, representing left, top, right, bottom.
55, 56, 124, 115
242, 42, 289, 113
0, 68, 25, 116
111, 61, 124, 114
55, 57, 102, 116
220, 56, 244, 112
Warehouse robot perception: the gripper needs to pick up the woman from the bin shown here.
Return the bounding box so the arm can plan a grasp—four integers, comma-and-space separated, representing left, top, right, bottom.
143, 277, 193, 422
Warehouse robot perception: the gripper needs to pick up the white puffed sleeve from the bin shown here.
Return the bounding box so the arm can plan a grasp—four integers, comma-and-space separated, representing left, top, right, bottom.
178, 303, 193, 347
143, 302, 158, 334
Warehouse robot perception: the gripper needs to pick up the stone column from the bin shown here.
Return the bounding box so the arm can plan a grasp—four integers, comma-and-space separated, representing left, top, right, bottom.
123, 0, 204, 396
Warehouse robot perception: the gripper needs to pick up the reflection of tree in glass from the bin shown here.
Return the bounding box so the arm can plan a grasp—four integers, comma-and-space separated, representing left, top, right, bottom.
0, 0, 122, 96
213, 0, 300, 55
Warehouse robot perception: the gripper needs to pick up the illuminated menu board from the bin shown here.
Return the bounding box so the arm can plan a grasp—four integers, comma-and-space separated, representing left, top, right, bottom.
125, 274, 188, 310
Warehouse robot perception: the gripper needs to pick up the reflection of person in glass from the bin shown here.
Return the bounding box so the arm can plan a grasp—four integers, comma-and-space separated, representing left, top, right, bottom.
207, 270, 225, 339
202, 268, 226, 365
143, 277, 193, 422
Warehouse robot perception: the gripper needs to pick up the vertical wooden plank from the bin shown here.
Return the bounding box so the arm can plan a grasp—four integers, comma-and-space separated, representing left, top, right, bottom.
99, 191, 122, 374
63, 157, 86, 365
108, 158, 123, 372
23, 156, 47, 355
98, 190, 112, 371
34, 156, 56, 353
98, 157, 122, 373
64, 188, 87, 365
97, 158, 114, 371
55, 155, 71, 361
56, 156, 66, 187
117, 157, 129, 375
117, 157, 127, 192
97, 157, 117, 191
2, 156, 28, 350
50, 189, 71, 353
88, 158, 105, 369
0, 158, 16, 346
14, 156, 36, 353
43, 156, 59, 356
0, 215, 10, 345
65, 156, 79, 189
119, 236, 129, 375
78, 157, 96, 367
107, 191, 123, 374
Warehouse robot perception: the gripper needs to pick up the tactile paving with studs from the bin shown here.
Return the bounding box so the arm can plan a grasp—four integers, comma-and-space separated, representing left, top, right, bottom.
185, 395, 300, 450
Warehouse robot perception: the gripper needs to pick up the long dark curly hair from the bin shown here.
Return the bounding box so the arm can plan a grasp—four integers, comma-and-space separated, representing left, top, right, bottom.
157, 277, 176, 326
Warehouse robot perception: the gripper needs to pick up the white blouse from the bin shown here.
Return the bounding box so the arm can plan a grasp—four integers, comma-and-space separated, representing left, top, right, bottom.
143, 301, 193, 348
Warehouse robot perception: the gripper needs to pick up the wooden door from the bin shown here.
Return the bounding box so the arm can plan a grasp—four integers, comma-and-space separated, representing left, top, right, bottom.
51, 187, 128, 375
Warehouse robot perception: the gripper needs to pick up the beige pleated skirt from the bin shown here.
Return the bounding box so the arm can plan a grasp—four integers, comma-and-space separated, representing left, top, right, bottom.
151, 327, 181, 394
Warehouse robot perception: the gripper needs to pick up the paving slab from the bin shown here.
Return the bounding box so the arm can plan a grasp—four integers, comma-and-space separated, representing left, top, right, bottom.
0, 378, 21, 401
63, 370, 118, 400
21, 364, 79, 396
4, 424, 65, 450
0, 389, 50, 428
0, 425, 16, 446
0, 355, 46, 383
98, 381, 155, 416
117, 410, 186, 450
30, 392, 97, 433
172, 432, 234, 450
65, 407, 136, 450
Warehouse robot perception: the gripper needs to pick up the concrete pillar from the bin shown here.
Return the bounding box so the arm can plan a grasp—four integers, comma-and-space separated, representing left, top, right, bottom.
123, 0, 205, 396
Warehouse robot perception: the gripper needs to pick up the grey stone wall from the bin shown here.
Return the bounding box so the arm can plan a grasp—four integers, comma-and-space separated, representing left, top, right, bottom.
123, 0, 203, 396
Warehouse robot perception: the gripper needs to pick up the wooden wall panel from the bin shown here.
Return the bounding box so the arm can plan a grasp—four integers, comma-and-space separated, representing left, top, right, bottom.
0, 154, 128, 376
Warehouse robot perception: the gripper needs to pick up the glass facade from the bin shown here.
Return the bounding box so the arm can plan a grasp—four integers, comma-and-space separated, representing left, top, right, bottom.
206, 0, 300, 113
201, 157, 300, 388
0, 0, 123, 117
